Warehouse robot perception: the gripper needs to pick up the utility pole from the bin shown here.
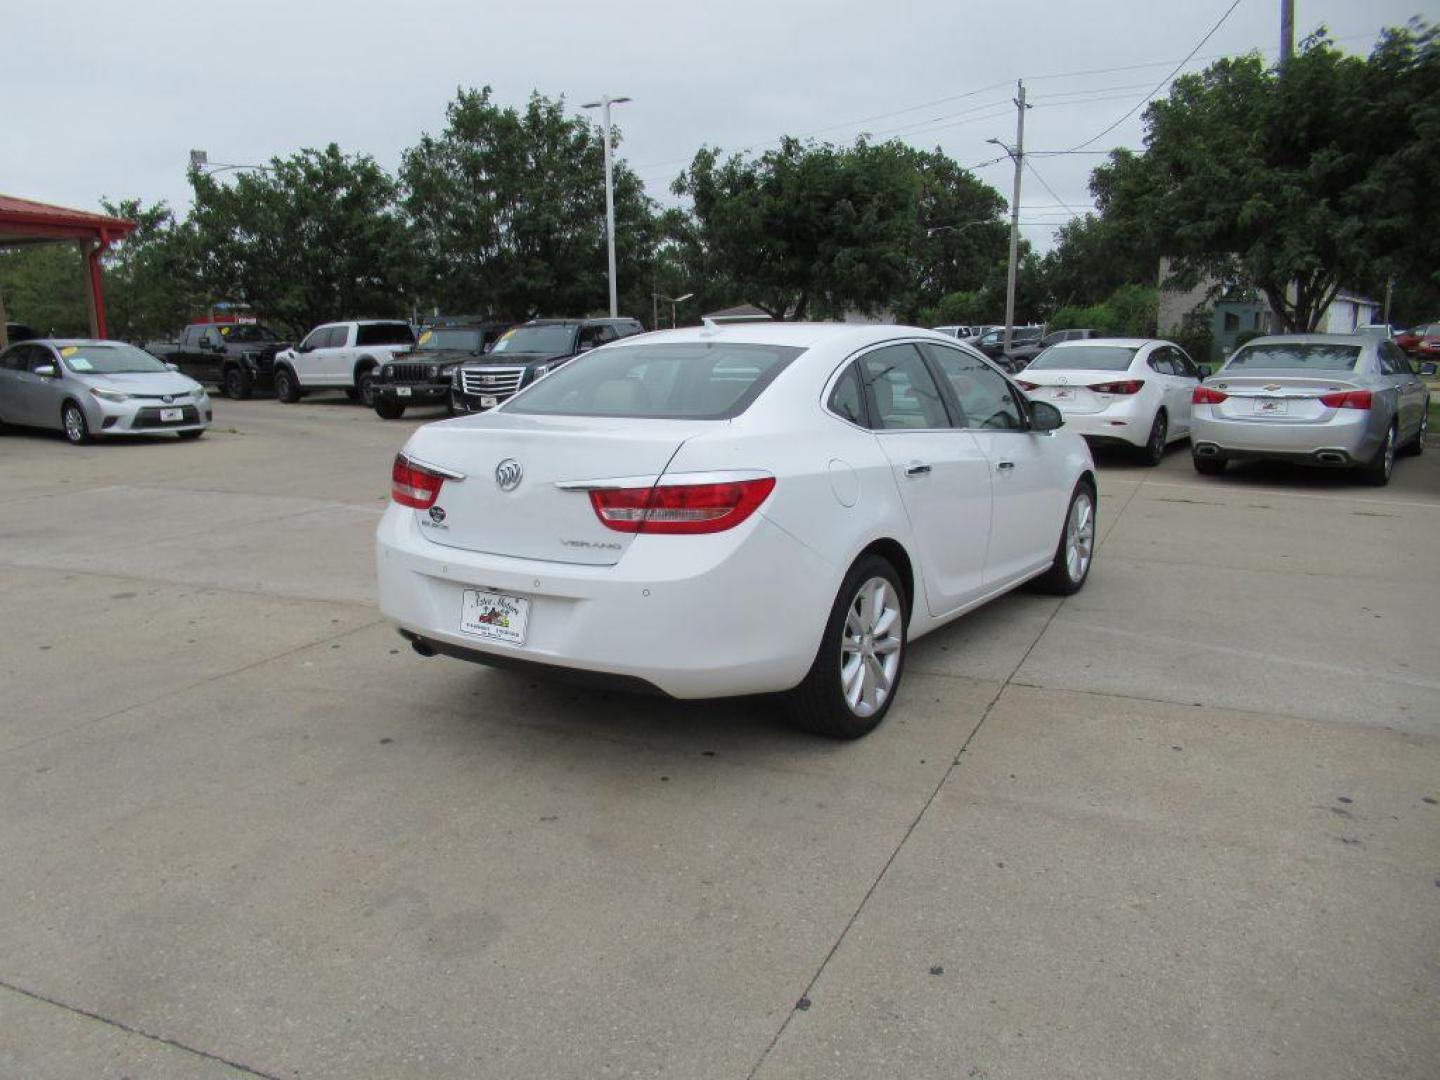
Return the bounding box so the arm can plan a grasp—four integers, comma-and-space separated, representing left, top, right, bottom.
988, 80, 1029, 356
1280, 0, 1295, 71
582, 95, 632, 318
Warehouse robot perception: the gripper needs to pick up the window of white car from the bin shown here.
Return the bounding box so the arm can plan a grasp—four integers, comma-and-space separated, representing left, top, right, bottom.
504, 342, 804, 419
1026, 345, 1138, 372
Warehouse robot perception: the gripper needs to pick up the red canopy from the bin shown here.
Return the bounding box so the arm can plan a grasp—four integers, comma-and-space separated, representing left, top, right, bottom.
0, 195, 137, 341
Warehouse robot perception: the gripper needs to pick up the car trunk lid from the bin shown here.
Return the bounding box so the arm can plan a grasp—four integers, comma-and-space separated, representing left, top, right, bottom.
1208, 372, 1366, 422
399, 414, 712, 565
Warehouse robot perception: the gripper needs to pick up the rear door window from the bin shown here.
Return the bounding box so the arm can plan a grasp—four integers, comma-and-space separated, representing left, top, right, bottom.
858, 344, 952, 430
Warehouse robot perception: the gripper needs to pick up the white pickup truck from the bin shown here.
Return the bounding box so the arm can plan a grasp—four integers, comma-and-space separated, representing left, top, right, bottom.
272, 320, 416, 406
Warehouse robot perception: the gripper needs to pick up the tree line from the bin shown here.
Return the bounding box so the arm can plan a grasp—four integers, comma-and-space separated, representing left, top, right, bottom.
2, 20, 1435, 345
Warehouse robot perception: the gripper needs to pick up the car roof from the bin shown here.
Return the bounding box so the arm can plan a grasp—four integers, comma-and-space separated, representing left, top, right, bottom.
609, 321, 969, 352
20, 338, 114, 347
1235, 333, 1373, 346
1045, 337, 1154, 349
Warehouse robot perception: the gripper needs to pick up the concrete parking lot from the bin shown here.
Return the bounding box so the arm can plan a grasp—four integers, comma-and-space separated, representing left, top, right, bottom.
1, 397, 1437, 1079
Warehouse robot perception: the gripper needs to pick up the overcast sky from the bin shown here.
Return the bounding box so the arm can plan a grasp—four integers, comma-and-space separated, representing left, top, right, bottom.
3, 0, 1425, 250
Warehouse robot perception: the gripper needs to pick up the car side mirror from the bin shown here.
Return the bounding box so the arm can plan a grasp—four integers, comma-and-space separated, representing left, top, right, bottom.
34, 364, 57, 378
1029, 400, 1064, 433
165, 362, 180, 372
1197, 364, 1212, 379
1420, 362, 1438, 377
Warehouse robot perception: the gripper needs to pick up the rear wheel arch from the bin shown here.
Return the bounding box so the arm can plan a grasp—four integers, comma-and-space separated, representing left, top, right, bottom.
855, 538, 914, 625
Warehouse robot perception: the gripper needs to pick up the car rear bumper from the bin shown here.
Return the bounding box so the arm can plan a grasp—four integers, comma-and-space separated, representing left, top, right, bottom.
1190, 408, 1380, 464
1056, 399, 1151, 447
375, 503, 836, 699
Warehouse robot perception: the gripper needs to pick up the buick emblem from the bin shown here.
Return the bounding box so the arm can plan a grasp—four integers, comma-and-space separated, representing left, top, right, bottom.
495, 459, 523, 491
428, 505, 446, 524
1264, 383, 1281, 391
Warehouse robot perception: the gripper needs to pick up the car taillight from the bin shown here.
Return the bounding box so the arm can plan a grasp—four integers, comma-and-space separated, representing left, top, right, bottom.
589, 477, 776, 534
1015, 379, 1038, 391
1192, 385, 1228, 404
391, 454, 446, 509
1089, 379, 1144, 395
1319, 389, 1372, 410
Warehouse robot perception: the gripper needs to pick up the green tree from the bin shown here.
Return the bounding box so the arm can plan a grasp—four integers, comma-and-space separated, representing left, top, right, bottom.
401, 88, 659, 321
99, 198, 201, 341
1038, 209, 1159, 312
672, 137, 918, 320
190, 144, 410, 335
0, 244, 89, 336
1096, 22, 1440, 332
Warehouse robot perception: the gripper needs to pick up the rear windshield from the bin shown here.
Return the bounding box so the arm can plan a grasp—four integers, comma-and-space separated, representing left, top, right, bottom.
505, 342, 805, 420
60, 343, 169, 374
1026, 345, 1137, 372
415, 328, 484, 352
355, 322, 415, 347
491, 325, 577, 355
1227, 343, 1361, 371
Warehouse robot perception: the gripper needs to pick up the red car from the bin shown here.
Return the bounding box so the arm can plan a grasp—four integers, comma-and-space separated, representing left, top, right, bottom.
1396, 321, 1440, 358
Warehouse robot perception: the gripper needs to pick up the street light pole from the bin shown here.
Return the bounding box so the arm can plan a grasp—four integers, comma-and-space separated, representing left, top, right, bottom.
582, 95, 632, 318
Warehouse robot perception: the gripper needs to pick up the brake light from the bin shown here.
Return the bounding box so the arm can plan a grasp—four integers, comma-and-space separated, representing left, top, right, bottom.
1015, 380, 1038, 391
391, 454, 446, 509
1089, 379, 1144, 395
1319, 389, 1372, 410
1192, 385, 1228, 404
589, 477, 776, 534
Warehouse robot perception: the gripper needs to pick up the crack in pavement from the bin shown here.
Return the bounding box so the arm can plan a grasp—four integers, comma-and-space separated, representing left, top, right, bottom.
0, 979, 281, 1079
747, 472, 1149, 1079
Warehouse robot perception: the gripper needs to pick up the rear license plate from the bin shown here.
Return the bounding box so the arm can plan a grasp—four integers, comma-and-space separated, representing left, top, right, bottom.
480, 395, 498, 408
459, 590, 529, 645
1254, 398, 1288, 416
396, 386, 412, 397
160, 407, 184, 422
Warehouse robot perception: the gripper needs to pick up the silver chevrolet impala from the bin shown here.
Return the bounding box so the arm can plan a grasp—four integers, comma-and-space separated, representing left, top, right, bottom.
0, 339, 212, 444
1190, 334, 1433, 485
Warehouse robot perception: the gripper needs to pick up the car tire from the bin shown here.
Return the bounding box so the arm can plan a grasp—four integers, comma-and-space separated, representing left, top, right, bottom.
1401, 402, 1427, 456
784, 555, 908, 740
1193, 454, 1226, 475
1031, 480, 1096, 596
355, 366, 377, 407
374, 398, 406, 420
177, 429, 204, 441
223, 365, 253, 400
274, 366, 300, 403
61, 401, 91, 445
1140, 410, 1168, 466
1360, 422, 1397, 486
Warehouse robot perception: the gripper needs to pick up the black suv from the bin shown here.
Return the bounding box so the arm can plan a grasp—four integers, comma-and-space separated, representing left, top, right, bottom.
974, 325, 1044, 371
148, 322, 291, 398
371, 319, 511, 419
451, 317, 645, 413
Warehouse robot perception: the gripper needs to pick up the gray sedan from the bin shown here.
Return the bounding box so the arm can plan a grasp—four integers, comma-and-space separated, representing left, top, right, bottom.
0, 339, 212, 444
1190, 334, 1433, 485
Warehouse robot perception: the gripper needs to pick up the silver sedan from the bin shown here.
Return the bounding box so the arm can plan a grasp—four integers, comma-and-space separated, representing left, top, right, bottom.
1190, 334, 1433, 485
0, 339, 212, 444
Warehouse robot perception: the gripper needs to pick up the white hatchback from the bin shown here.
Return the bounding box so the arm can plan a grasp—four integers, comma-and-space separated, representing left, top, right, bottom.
376, 323, 1096, 738
1017, 339, 1206, 465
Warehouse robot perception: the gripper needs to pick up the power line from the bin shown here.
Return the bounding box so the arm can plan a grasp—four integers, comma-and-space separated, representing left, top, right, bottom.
1063, 0, 1249, 152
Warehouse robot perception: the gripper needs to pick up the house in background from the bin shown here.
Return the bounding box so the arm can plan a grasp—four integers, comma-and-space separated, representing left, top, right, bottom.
1156, 257, 1381, 362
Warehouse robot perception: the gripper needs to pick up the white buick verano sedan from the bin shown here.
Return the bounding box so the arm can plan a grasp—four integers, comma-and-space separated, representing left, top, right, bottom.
376, 323, 1096, 738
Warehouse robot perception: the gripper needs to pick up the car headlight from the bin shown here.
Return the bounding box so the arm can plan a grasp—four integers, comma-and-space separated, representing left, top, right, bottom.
440, 365, 456, 377
191, 384, 209, 398
90, 387, 129, 403
533, 364, 551, 379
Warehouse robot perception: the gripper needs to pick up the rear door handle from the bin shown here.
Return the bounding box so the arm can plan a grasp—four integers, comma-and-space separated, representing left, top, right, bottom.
997, 461, 1015, 471
904, 462, 932, 477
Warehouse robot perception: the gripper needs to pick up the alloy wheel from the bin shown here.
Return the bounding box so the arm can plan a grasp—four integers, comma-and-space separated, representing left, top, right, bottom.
1065, 490, 1095, 582
63, 404, 88, 444
839, 577, 903, 718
